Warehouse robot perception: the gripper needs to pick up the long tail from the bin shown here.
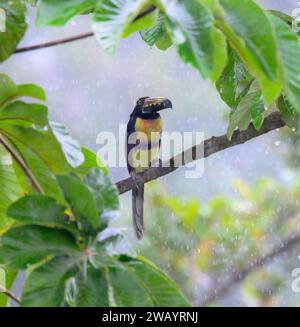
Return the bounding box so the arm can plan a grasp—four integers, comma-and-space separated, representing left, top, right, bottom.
132, 184, 144, 239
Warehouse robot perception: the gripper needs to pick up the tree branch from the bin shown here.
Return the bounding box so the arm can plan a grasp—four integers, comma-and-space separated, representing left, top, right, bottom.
0, 135, 43, 194
0, 286, 21, 305
116, 112, 285, 194
200, 230, 300, 306
14, 5, 158, 54
15, 32, 94, 54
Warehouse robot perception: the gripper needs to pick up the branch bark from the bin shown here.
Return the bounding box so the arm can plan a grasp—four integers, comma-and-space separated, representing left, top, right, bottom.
0, 286, 21, 305
116, 112, 285, 194
15, 32, 94, 54
200, 230, 300, 306
0, 135, 43, 194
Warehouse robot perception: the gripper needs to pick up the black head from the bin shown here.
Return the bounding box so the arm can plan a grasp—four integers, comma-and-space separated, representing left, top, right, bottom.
131, 96, 173, 118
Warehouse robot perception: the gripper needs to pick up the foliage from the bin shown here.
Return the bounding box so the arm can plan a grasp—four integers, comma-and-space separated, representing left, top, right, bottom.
0, 0, 299, 307
139, 178, 300, 306
23, 0, 300, 136
0, 73, 189, 306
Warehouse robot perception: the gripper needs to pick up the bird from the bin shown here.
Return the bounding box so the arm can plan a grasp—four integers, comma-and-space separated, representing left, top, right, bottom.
126, 97, 173, 239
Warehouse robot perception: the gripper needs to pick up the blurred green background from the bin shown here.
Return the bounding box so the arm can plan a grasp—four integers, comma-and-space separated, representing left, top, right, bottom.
3, 0, 300, 306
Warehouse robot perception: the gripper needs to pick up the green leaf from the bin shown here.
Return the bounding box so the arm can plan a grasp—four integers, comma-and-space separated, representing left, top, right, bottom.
0, 74, 45, 109
0, 101, 48, 128
163, 0, 214, 78
0, 124, 70, 174
211, 28, 227, 82
97, 228, 134, 257
155, 31, 172, 51
75, 267, 109, 307
50, 122, 84, 168
83, 168, 119, 224
57, 175, 100, 232
0, 0, 27, 62
0, 267, 17, 307
0, 146, 22, 233
216, 47, 252, 109
227, 80, 264, 139
22, 256, 79, 307
140, 13, 172, 51
12, 142, 65, 202
16, 84, 46, 101
75, 147, 109, 176
122, 6, 157, 38
218, 0, 281, 105
7, 195, 76, 233
277, 95, 299, 129
108, 255, 190, 307
269, 10, 293, 25
270, 15, 300, 111
36, 0, 99, 26
92, 0, 155, 54
0, 225, 79, 269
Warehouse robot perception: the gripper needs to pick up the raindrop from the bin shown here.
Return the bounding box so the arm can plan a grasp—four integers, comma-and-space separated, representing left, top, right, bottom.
274, 140, 281, 146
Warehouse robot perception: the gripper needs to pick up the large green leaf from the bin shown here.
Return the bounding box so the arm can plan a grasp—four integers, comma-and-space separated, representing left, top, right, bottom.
36, 0, 99, 26
0, 225, 79, 269
163, 0, 214, 78
0, 124, 69, 174
108, 255, 190, 307
75, 267, 109, 307
0, 74, 45, 109
270, 15, 300, 111
0, 0, 27, 62
227, 80, 264, 139
22, 256, 79, 307
216, 47, 253, 109
50, 122, 84, 168
218, 0, 281, 105
140, 12, 172, 51
57, 175, 100, 232
75, 147, 109, 176
0, 101, 48, 128
211, 28, 227, 82
0, 75, 69, 196
83, 168, 119, 224
92, 0, 156, 54
277, 95, 299, 129
7, 195, 77, 234
12, 142, 65, 202
0, 146, 22, 233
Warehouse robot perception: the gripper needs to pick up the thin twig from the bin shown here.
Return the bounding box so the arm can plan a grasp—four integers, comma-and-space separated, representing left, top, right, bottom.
116, 112, 285, 194
0, 286, 21, 305
200, 230, 300, 306
15, 32, 94, 54
14, 5, 158, 54
0, 134, 43, 193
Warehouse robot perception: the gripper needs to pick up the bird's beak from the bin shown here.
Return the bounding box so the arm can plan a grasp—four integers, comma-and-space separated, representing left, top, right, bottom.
142, 97, 173, 114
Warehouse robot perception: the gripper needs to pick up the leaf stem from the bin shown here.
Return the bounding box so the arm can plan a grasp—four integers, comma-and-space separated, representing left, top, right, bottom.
0, 286, 21, 305
0, 134, 43, 194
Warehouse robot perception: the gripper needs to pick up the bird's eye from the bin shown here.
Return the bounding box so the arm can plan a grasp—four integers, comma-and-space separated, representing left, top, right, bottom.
138, 100, 143, 106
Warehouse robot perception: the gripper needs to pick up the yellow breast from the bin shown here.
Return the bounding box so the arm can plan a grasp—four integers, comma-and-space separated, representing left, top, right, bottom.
135, 117, 162, 141
130, 117, 162, 173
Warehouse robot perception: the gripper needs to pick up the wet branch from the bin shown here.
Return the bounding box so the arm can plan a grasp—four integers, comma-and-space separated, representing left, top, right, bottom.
15, 32, 94, 54
116, 112, 285, 194
200, 230, 300, 306
0, 286, 21, 305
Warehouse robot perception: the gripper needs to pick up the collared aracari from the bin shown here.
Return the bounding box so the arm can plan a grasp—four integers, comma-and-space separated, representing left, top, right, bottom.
126, 97, 172, 239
